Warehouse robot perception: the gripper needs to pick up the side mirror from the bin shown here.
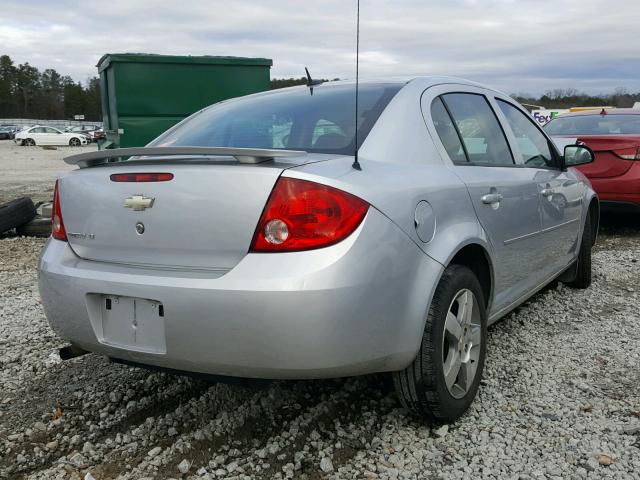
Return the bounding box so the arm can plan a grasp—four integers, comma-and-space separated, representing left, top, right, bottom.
564, 144, 595, 167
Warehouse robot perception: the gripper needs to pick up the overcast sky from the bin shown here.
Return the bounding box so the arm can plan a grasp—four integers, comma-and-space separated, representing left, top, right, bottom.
1, 0, 639, 96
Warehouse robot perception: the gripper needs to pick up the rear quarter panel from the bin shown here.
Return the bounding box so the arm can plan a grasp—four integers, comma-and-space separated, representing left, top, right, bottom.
286, 79, 494, 315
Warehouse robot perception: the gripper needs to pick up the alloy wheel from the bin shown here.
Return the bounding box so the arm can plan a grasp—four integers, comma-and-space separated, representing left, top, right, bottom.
442, 288, 482, 399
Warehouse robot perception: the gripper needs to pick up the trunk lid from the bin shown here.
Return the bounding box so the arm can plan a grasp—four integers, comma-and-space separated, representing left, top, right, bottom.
554, 135, 640, 178
58, 155, 334, 270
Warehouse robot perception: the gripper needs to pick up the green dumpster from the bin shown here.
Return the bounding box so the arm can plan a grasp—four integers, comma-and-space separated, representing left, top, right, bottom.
97, 53, 273, 149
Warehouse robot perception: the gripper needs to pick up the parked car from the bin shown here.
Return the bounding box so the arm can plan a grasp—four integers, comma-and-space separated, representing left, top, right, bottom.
65, 125, 98, 133
545, 109, 640, 212
14, 126, 88, 146
65, 126, 98, 142
90, 129, 106, 141
0, 127, 12, 140
39, 77, 598, 423
0, 125, 18, 139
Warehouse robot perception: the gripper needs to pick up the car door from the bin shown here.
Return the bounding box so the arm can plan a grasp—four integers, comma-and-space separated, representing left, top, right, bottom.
425, 87, 543, 314
28, 127, 46, 144
43, 127, 64, 145
36, 127, 54, 145
494, 98, 584, 278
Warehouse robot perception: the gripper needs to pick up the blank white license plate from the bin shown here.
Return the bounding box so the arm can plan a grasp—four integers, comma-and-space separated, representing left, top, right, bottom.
101, 295, 166, 354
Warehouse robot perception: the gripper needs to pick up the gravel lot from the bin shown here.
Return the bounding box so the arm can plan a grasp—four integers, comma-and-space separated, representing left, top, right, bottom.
0, 146, 639, 479
0, 140, 95, 206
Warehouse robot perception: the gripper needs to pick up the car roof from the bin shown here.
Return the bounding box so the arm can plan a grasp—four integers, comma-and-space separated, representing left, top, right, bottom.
310, 76, 496, 91
227, 76, 506, 105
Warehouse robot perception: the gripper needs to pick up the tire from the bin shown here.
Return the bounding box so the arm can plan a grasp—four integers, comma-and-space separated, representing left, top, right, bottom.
392, 264, 487, 424
566, 213, 592, 289
23, 138, 35, 146
16, 216, 52, 237
69, 137, 81, 147
0, 197, 37, 234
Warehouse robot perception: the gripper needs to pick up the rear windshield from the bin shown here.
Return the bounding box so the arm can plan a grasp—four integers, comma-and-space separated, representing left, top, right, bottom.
544, 114, 640, 135
150, 83, 403, 155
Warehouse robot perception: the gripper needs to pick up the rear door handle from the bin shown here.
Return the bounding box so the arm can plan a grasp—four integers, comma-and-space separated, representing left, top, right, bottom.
481, 193, 503, 204
541, 188, 554, 197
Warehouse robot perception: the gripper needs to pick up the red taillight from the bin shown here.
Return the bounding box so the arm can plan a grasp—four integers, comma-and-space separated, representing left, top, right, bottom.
612, 146, 640, 160
250, 177, 369, 252
110, 173, 174, 182
52, 180, 67, 241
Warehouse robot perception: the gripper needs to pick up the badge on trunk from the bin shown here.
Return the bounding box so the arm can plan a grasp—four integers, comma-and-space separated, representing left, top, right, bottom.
135, 222, 145, 235
124, 195, 155, 211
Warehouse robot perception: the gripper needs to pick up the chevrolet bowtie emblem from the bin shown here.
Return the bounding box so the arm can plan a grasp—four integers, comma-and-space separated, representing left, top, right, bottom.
123, 195, 155, 211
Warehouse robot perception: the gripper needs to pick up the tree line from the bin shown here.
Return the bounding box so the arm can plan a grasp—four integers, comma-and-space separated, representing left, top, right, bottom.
0, 57, 323, 121
513, 87, 640, 110
270, 82, 640, 110
0, 55, 101, 121
3, 53, 639, 120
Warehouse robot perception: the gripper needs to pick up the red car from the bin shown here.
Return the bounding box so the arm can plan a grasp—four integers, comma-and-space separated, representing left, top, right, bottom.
545, 108, 640, 212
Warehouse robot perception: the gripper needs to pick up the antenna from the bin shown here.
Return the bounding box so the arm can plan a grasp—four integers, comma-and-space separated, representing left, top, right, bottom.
304, 67, 324, 95
352, 0, 362, 171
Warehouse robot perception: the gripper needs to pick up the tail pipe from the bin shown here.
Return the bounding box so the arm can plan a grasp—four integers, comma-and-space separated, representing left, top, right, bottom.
59, 344, 89, 361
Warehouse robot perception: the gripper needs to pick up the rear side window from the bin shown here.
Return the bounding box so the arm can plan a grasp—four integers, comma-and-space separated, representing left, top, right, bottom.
442, 93, 514, 166
431, 97, 467, 163
497, 99, 557, 168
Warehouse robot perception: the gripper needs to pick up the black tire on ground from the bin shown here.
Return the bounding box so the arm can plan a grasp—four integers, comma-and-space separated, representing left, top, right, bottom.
16, 216, 52, 237
0, 197, 37, 234
566, 213, 592, 289
392, 264, 487, 424
69, 137, 81, 147
23, 138, 36, 146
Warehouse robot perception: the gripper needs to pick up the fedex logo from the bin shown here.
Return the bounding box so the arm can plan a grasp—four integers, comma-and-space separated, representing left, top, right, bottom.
531, 109, 570, 125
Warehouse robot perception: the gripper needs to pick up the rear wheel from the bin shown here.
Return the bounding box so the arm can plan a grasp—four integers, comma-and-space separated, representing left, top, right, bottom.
393, 264, 487, 423
23, 138, 35, 146
69, 137, 81, 147
566, 214, 592, 289
0, 197, 37, 234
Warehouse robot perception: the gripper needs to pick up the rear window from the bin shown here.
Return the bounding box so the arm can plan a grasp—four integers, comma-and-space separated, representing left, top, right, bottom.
150, 83, 402, 155
544, 114, 640, 135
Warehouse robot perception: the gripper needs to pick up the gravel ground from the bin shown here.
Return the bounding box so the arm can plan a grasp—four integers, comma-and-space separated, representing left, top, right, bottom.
0, 218, 639, 480
0, 140, 95, 206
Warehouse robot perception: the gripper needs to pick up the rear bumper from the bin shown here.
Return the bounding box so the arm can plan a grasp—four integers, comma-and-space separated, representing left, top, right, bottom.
38, 209, 442, 379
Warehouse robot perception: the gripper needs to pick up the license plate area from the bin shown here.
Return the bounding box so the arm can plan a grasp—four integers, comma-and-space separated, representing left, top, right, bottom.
98, 295, 166, 354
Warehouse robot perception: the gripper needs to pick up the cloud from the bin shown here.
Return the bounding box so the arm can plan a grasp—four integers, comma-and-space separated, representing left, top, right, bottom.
1, 0, 639, 95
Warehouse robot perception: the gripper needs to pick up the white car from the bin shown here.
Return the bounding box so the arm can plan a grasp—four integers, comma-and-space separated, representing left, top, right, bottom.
15, 126, 88, 147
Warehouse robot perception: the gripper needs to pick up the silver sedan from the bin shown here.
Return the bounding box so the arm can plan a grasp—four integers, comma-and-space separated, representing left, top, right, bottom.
39, 77, 598, 423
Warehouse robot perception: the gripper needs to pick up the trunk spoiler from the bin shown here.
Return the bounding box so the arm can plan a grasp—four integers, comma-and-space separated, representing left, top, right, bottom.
64, 146, 307, 168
